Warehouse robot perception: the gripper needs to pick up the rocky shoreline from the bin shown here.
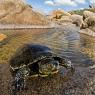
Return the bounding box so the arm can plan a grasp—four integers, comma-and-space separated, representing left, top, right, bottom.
0, 24, 59, 29
79, 28, 95, 37
0, 24, 95, 37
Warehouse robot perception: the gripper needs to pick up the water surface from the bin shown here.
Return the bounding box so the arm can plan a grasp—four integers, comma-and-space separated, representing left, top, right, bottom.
0, 24, 95, 66
0, 24, 95, 95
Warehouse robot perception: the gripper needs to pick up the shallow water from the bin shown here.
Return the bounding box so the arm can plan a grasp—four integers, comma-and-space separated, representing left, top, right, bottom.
0, 24, 95, 66
26, 24, 95, 66
0, 24, 95, 95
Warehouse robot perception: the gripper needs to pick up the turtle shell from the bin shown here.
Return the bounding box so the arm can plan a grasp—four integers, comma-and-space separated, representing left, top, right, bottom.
10, 44, 54, 70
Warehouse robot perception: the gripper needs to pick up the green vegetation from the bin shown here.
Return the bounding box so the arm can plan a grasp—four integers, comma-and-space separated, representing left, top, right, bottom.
69, 10, 84, 15
69, 8, 95, 15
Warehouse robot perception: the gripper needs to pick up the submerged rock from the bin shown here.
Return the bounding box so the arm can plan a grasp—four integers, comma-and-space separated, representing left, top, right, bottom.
0, 33, 7, 42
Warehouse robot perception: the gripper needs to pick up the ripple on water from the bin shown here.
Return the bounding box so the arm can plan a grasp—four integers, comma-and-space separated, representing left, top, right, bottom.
33, 26, 95, 66
0, 27, 95, 66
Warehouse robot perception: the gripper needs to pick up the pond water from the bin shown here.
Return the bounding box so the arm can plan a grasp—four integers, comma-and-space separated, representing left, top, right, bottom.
0, 24, 95, 95
23, 24, 95, 67
0, 24, 95, 66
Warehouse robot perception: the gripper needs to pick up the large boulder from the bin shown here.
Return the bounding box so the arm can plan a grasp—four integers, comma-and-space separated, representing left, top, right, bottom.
85, 16, 95, 26
89, 26, 95, 32
60, 16, 72, 23
83, 10, 95, 20
0, 0, 49, 25
82, 16, 95, 28
70, 14, 83, 27
51, 9, 71, 20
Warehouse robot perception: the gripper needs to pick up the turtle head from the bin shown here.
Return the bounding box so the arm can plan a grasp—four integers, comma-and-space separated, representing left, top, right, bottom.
38, 58, 59, 76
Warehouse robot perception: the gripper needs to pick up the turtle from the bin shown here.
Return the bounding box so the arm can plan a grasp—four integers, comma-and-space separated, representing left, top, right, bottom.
10, 44, 73, 91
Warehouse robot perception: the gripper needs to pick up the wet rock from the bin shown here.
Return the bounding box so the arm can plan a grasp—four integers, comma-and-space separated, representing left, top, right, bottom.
0, 33, 7, 42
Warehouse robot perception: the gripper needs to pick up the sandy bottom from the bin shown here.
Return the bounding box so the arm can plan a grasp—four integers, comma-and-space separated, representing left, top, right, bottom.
0, 63, 95, 95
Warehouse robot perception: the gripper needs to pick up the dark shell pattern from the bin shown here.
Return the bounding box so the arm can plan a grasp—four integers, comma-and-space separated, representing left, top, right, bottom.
10, 44, 57, 70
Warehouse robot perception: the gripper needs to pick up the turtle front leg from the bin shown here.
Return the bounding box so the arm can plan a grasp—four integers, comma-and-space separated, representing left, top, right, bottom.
12, 67, 30, 92
13, 72, 26, 91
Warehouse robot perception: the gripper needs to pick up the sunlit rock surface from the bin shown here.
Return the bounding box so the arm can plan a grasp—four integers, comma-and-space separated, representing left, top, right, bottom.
0, 33, 7, 42
83, 10, 95, 20
0, 0, 49, 25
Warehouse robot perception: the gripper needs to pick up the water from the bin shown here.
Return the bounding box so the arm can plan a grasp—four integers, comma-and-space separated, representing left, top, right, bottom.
0, 24, 95, 66
29, 24, 95, 66
0, 24, 95, 95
